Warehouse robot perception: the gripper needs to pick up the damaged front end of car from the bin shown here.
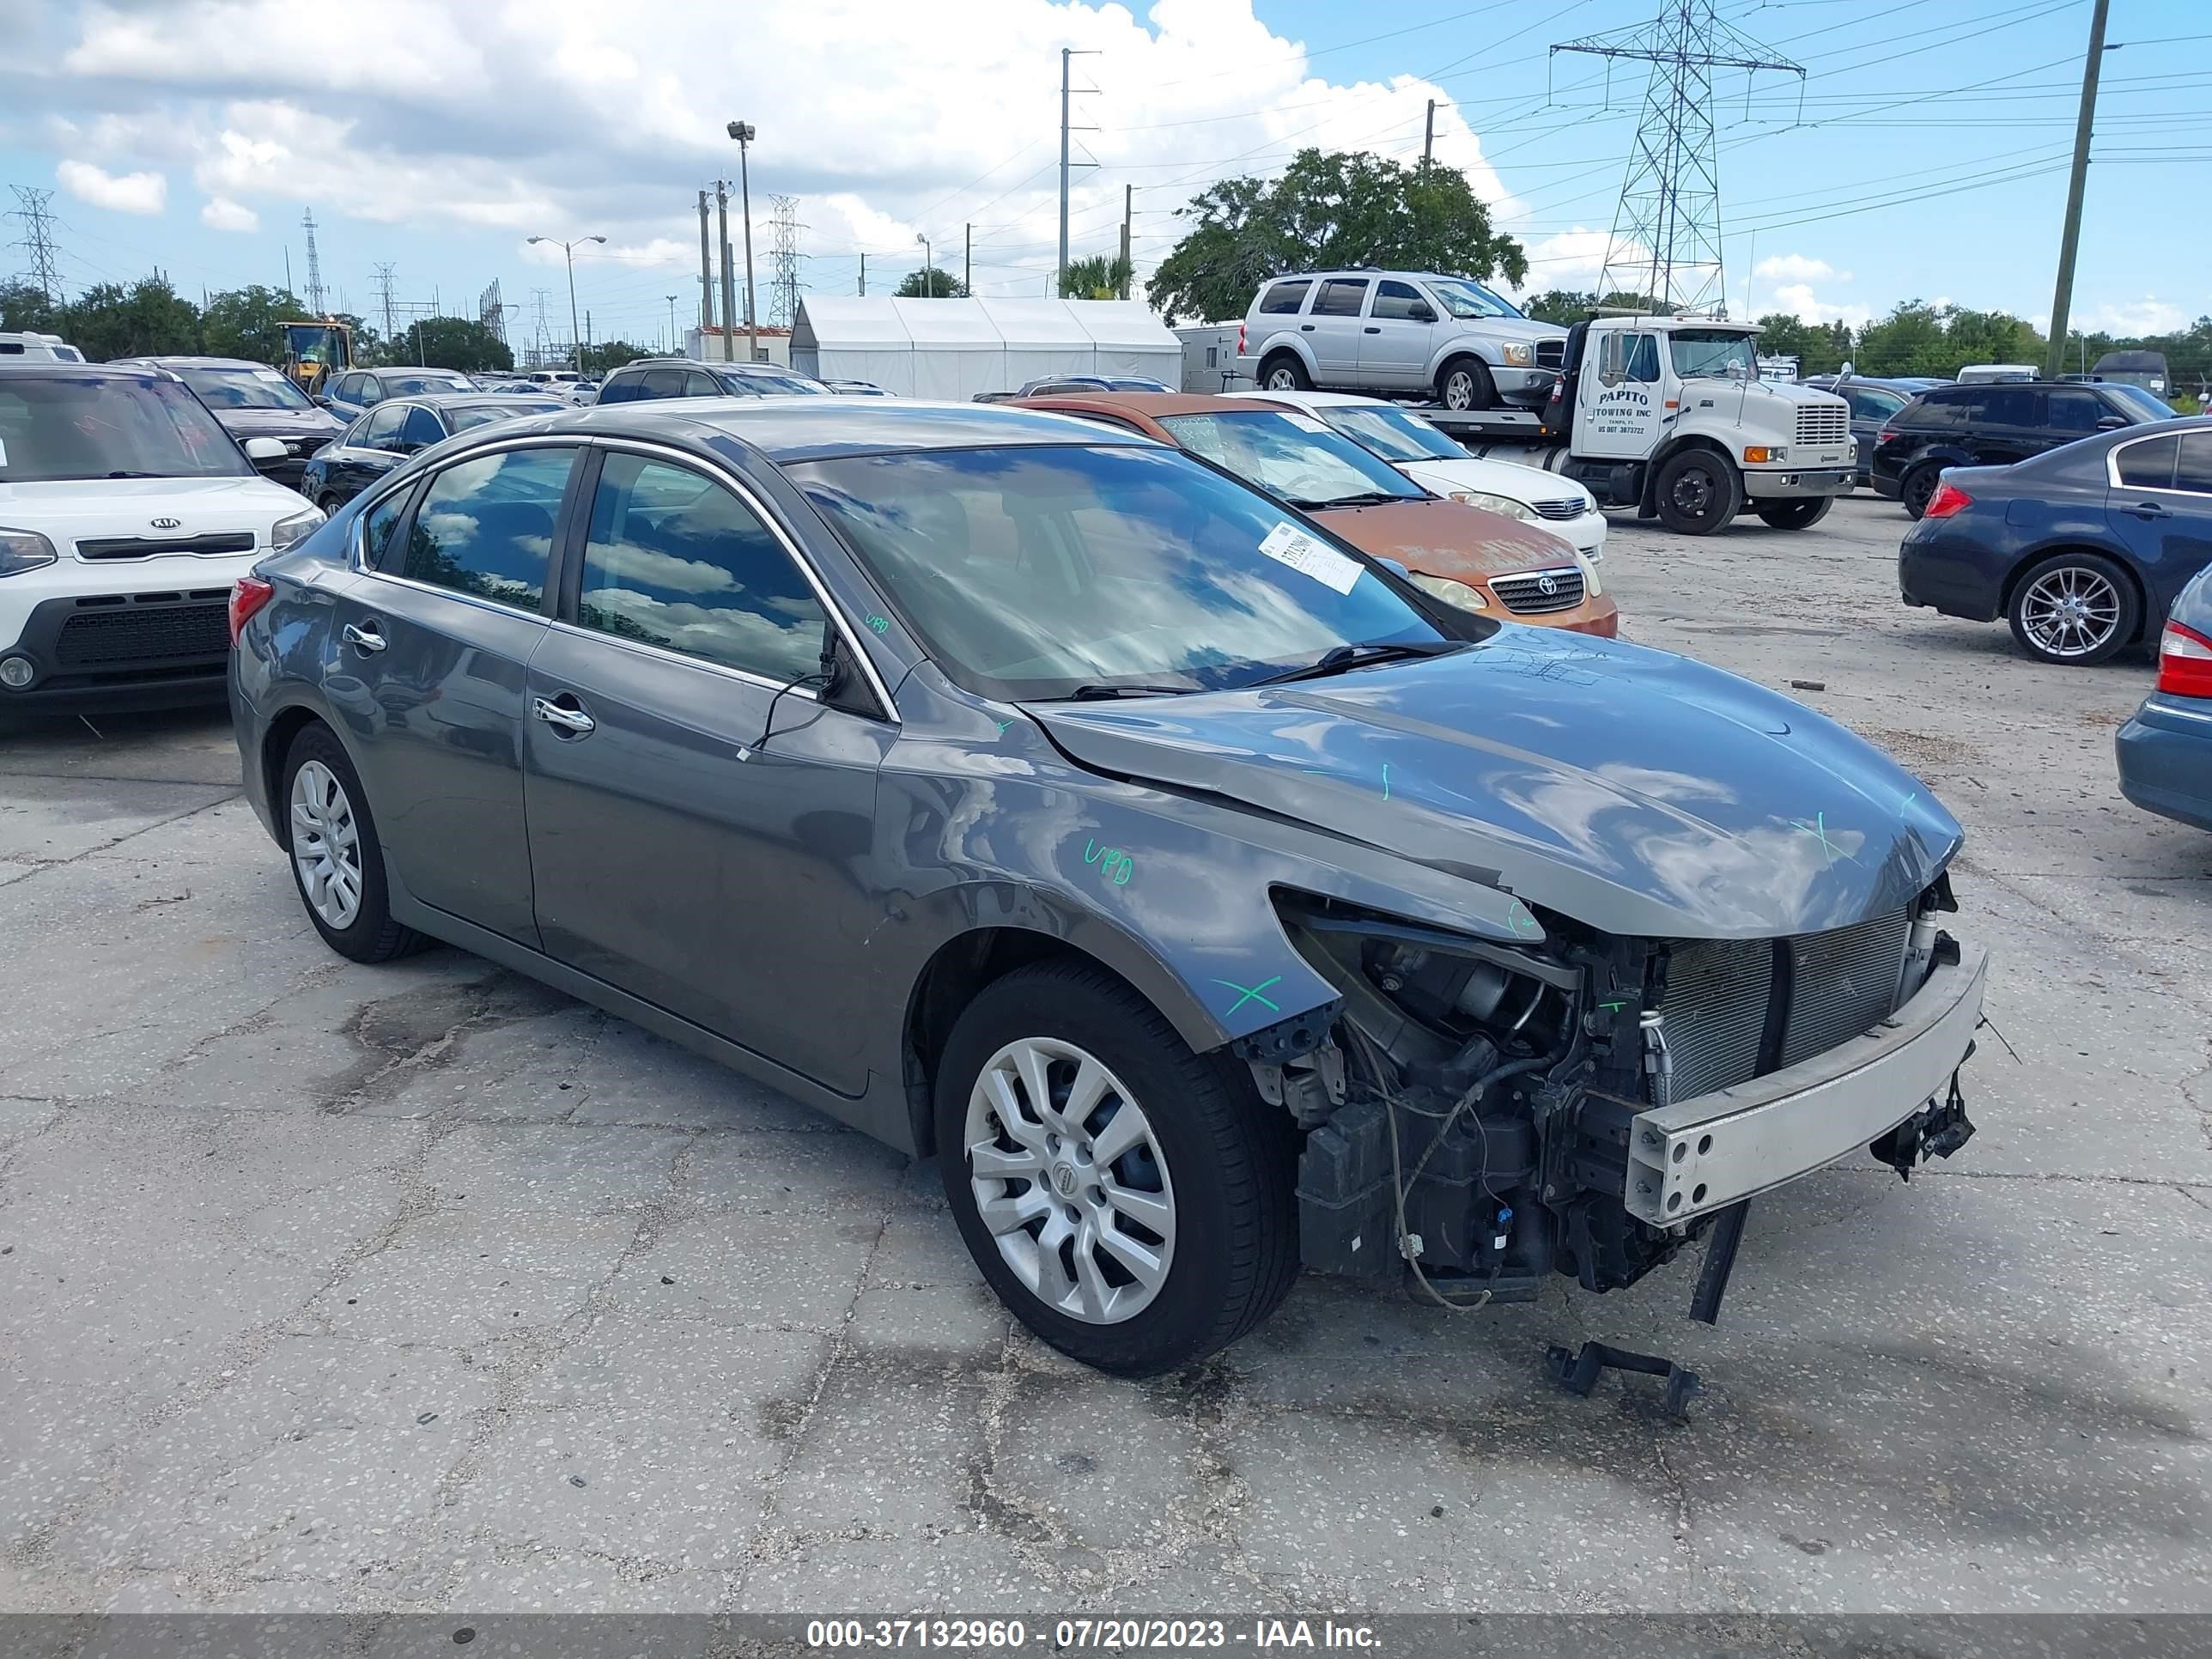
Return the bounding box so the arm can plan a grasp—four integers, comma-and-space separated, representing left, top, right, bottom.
1242, 875, 1984, 1313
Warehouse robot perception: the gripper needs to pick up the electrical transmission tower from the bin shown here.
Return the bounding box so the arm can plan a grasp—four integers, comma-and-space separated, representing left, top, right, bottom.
301, 209, 327, 313
371, 263, 398, 343
8, 186, 65, 304
478, 278, 507, 348
767, 196, 806, 329
531, 289, 553, 369
1553, 1, 1802, 316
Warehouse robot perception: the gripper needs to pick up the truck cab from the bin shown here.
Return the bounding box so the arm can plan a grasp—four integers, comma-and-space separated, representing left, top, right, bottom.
1469, 316, 1856, 534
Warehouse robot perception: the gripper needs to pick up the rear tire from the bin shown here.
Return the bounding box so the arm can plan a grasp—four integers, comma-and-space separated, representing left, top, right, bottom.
1652, 449, 1742, 535
280, 725, 430, 963
2006, 550, 2138, 665
934, 960, 1299, 1376
1754, 497, 1832, 531
1258, 353, 1310, 392
316, 492, 341, 516
1437, 356, 1496, 411
1900, 464, 1942, 520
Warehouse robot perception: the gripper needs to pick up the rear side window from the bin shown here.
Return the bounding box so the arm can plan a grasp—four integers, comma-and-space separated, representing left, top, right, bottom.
361, 405, 406, 451
575, 453, 825, 682
640, 367, 686, 399
1906, 392, 1969, 429
594, 374, 644, 405
1980, 387, 2035, 426
362, 488, 411, 570
1311, 278, 1370, 317
2175, 433, 2212, 495
2116, 434, 2179, 489
398, 446, 577, 612
1257, 280, 1310, 315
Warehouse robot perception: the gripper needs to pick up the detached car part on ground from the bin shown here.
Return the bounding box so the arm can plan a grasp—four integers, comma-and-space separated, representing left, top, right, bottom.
231, 398, 1984, 1377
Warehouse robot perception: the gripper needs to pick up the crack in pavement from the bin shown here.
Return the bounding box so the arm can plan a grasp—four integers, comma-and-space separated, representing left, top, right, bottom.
0, 788, 241, 875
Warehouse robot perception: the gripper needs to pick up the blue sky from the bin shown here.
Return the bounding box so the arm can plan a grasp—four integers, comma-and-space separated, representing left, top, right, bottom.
3, 0, 2205, 354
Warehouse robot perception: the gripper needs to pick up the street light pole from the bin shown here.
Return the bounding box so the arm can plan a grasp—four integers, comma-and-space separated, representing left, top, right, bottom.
726, 121, 759, 363
527, 234, 605, 374
917, 234, 932, 297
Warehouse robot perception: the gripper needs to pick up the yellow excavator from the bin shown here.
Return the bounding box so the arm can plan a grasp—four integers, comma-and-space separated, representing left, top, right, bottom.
279, 319, 354, 395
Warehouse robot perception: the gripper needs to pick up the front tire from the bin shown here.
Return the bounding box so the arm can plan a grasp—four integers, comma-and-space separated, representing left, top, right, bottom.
1652, 449, 1743, 534
316, 492, 342, 516
1754, 497, 1832, 530
1258, 353, 1310, 392
934, 961, 1298, 1376
1900, 464, 1942, 520
281, 724, 429, 963
1437, 356, 1496, 411
2006, 551, 2138, 665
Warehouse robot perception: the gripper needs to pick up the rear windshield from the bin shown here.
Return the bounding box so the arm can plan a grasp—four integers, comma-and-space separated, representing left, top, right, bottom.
449, 402, 563, 429
173, 364, 318, 412
724, 369, 828, 397
383, 372, 476, 397
0, 373, 250, 482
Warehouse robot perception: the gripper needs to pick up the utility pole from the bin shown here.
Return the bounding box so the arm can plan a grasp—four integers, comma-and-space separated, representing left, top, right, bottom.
918, 234, 933, 297
665, 294, 678, 353
1554, 2, 1803, 315
696, 190, 714, 353
858, 253, 865, 296
716, 181, 738, 362
1423, 100, 1436, 166
1119, 185, 1133, 298
527, 234, 605, 373
727, 120, 759, 364
1058, 46, 1100, 296
963, 224, 971, 298
2044, 0, 2111, 382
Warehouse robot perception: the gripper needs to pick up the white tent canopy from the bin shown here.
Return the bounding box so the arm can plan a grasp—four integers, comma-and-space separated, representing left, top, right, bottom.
791, 296, 1181, 398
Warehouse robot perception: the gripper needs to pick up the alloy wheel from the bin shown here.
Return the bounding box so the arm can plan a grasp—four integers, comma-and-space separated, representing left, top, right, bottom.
289, 759, 363, 928
1264, 367, 1297, 390
963, 1036, 1176, 1324
2019, 566, 2122, 659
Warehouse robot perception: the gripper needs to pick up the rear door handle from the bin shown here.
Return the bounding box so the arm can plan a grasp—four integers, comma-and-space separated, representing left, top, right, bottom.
341, 621, 386, 653
1300, 324, 1315, 331
532, 695, 596, 736
1364, 326, 1382, 334
2127, 501, 2170, 520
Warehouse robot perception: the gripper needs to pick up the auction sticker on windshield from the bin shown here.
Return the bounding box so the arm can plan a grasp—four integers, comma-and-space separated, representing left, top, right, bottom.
1259, 520, 1362, 595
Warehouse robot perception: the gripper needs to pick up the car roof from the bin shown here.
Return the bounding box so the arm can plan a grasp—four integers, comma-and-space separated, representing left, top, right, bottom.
110, 355, 271, 370
0, 361, 167, 381
387, 393, 555, 412
1221, 388, 1387, 410
543, 397, 1150, 463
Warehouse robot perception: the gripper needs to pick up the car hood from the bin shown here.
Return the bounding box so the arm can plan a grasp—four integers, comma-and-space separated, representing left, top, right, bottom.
1311, 498, 1578, 581
1030, 627, 1961, 940
1443, 315, 1565, 345
1393, 456, 1593, 510
0, 474, 312, 539
217, 406, 347, 440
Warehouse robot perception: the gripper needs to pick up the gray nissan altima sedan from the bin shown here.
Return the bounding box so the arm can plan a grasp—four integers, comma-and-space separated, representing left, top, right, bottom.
230, 398, 1987, 1376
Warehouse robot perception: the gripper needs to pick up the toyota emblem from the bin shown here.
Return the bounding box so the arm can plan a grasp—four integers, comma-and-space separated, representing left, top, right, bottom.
1535, 571, 1559, 597
150, 517, 182, 530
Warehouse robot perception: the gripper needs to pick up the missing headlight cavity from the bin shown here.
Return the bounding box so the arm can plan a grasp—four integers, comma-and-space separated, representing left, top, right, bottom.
1263, 880, 1969, 1312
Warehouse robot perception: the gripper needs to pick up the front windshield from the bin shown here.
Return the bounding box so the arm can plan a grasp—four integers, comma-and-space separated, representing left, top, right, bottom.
450, 402, 562, 429
2105, 384, 2175, 419
1155, 409, 1425, 508
284, 325, 341, 364
384, 372, 475, 397
0, 373, 250, 482
175, 364, 318, 412
791, 443, 1448, 701
1319, 404, 1465, 464
1427, 279, 1522, 320
1668, 331, 1760, 380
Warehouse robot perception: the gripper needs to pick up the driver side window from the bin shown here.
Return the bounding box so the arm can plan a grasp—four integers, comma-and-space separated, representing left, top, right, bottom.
361, 405, 407, 452
1624, 334, 1661, 383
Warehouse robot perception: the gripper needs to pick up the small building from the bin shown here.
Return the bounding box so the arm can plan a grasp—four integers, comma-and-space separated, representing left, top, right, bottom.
684, 325, 792, 368
1176, 324, 1248, 393
789, 297, 1180, 398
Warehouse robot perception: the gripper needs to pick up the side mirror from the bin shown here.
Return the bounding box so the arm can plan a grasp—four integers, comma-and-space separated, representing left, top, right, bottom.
313, 395, 333, 408
1376, 556, 1412, 580
2095, 415, 2127, 431
1407, 303, 1437, 324
242, 436, 287, 462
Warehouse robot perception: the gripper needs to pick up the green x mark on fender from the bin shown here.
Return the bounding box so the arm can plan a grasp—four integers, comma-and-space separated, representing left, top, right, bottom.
1211, 975, 1283, 1016
1789, 810, 1856, 866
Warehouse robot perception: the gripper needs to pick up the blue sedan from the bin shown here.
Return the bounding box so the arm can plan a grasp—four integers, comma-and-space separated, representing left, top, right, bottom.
2118, 562, 2212, 830
1899, 416, 2212, 665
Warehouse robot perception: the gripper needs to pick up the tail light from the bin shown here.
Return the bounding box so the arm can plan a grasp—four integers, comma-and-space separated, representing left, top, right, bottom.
1923, 481, 1972, 519
1877, 428, 1897, 445
2156, 619, 2212, 698
1237, 322, 1246, 359
228, 575, 274, 646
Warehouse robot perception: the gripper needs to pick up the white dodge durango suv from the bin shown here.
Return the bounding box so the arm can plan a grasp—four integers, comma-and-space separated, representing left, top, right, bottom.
0, 363, 324, 710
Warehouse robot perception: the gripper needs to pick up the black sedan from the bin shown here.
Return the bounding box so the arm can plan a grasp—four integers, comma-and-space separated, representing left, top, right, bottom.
1899, 417, 2212, 664
108, 355, 346, 490
300, 394, 564, 510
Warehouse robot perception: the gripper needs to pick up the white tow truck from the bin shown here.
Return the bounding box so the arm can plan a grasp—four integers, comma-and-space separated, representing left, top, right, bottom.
1430, 315, 1858, 535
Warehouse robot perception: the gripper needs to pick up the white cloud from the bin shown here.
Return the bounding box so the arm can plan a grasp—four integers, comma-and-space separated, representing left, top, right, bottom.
1763, 282, 1871, 330
56, 157, 167, 214
199, 194, 256, 231
2080, 295, 2186, 336
1753, 252, 1845, 284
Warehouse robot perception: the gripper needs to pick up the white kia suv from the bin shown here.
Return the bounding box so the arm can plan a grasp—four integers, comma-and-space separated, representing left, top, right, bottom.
0, 363, 323, 711
1231, 388, 1607, 562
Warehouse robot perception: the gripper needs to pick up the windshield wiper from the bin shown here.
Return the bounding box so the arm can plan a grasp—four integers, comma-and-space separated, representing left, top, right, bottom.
1060, 683, 1202, 701
1308, 491, 1411, 508
1255, 641, 1455, 687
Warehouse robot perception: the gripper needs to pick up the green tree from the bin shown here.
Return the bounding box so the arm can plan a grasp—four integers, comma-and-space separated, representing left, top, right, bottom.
1751, 313, 1851, 377
896, 266, 968, 298
0, 280, 64, 334
399, 315, 514, 374
580, 338, 648, 376
1523, 289, 1596, 325
1146, 148, 1527, 325
1058, 253, 1133, 301
198, 285, 306, 364
64, 277, 202, 360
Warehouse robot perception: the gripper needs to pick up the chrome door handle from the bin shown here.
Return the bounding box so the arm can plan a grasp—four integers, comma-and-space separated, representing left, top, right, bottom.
532, 696, 596, 735
341, 622, 386, 653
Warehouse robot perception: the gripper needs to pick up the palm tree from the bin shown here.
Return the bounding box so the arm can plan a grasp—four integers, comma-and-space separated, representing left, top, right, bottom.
1057, 254, 1133, 301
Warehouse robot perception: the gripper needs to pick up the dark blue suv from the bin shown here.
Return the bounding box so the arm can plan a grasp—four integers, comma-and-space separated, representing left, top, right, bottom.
1899, 417, 2212, 665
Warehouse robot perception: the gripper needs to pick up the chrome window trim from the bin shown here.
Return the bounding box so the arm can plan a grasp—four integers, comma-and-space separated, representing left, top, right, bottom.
574, 434, 902, 722
2105, 429, 2211, 497
348, 435, 581, 621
